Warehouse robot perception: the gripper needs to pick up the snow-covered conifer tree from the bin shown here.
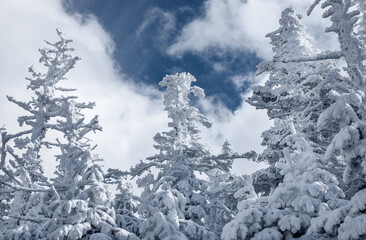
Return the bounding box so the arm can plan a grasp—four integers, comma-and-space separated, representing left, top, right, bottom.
131, 72, 214, 239
222, 122, 344, 239
204, 140, 253, 237
37, 29, 137, 240
114, 181, 140, 236
247, 6, 346, 194
207, 168, 255, 238
128, 72, 240, 239
307, 0, 366, 196
42, 89, 133, 239
308, 0, 366, 84
0, 29, 137, 240
304, 1, 366, 238
222, 8, 346, 239
0, 28, 81, 239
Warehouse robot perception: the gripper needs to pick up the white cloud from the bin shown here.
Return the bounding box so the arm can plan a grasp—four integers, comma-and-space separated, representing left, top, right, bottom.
0, 0, 167, 176
137, 7, 176, 45
199, 73, 271, 175
230, 72, 256, 89
212, 62, 226, 72
168, 0, 339, 60
0, 0, 272, 181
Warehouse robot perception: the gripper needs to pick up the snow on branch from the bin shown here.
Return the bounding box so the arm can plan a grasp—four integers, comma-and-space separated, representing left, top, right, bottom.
307, 0, 321, 16
0, 178, 52, 192
283, 51, 344, 63
8, 214, 46, 223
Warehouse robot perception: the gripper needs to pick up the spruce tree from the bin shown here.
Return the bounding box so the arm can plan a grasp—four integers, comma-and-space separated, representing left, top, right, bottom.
247, 5, 347, 195
207, 169, 255, 238
129, 72, 215, 239
114, 181, 140, 236
222, 8, 345, 239
0, 29, 137, 240
125, 72, 247, 239
0, 28, 79, 239
305, 1, 366, 238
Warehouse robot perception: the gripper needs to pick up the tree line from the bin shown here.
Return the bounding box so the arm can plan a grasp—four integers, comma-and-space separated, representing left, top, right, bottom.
1, 0, 365, 239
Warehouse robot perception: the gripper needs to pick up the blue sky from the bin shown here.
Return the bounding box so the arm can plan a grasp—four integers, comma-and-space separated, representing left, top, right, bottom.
0, 0, 337, 177
63, 0, 261, 110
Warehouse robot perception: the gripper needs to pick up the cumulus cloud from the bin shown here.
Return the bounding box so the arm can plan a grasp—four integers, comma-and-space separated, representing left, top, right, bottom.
0, 0, 167, 176
230, 72, 256, 89
167, 0, 339, 59
0, 0, 272, 180
199, 73, 271, 175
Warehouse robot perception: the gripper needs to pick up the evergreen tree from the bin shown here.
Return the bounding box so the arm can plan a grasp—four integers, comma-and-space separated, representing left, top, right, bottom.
129, 72, 215, 240
207, 169, 255, 238
0, 28, 79, 239
114, 181, 140, 236
126, 72, 245, 239
305, 1, 366, 238
205, 140, 255, 237
0, 29, 137, 240
222, 8, 345, 239
222, 122, 344, 239
248, 6, 346, 195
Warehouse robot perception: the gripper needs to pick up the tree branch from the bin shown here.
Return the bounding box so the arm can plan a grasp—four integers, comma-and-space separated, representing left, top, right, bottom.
283, 51, 344, 63
0, 178, 52, 192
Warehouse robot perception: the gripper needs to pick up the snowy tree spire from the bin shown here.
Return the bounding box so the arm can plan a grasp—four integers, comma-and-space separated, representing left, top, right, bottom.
223, 7, 346, 239
248, 7, 345, 169
154, 72, 211, 157
302, 2, 366, 239
248, 7, 336, 167
0, 28, 83, 239
308, 0, 366, 87
126, 73, 222, 239
0, 28, 80, 190
0, 29, 137, 240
